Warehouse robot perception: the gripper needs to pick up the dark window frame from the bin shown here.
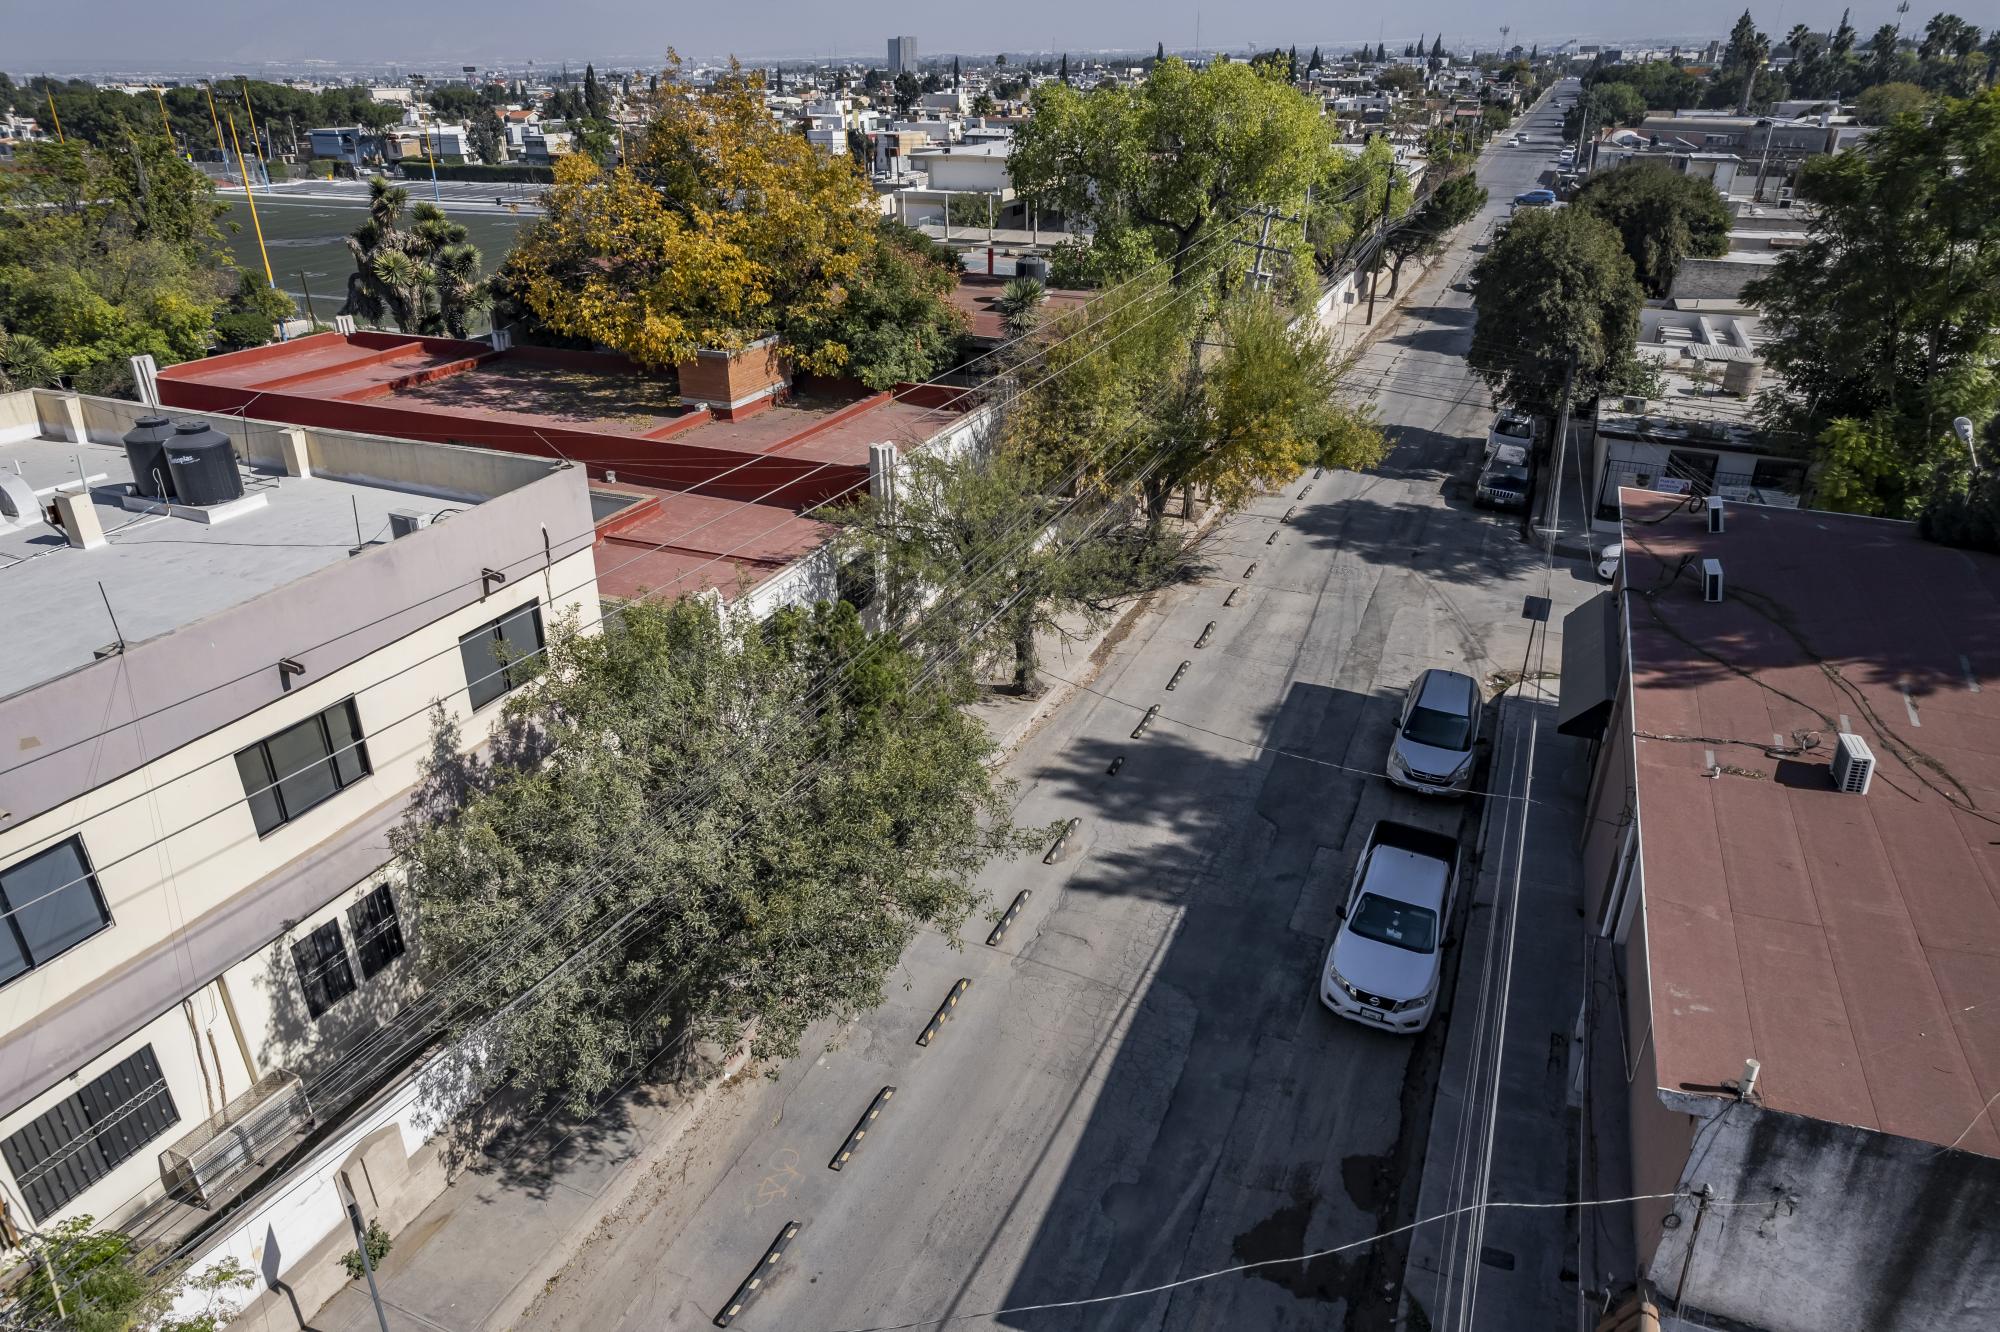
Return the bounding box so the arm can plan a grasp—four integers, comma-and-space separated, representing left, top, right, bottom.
348, 884, 406, 980
0, 836, 114, 990
1, 1045, 179, 1222
233, 698, 372, 838
458, 603, 545, 711
291, 919, 358, 1019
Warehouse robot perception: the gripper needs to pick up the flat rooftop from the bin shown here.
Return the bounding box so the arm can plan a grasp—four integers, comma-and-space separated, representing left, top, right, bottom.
0, 431, 524, 700
1620, 493, 2000, 1156
949, 275, 1093, 343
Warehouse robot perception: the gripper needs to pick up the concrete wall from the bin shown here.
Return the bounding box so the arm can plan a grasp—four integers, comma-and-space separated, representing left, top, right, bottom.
1648, 1102, 2000, 1331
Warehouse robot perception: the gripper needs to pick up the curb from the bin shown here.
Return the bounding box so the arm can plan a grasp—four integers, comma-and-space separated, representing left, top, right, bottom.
492, 1031, 757, 1331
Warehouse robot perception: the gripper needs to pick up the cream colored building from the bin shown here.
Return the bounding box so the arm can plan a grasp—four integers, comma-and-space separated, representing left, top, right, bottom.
0, 388, 598, 1280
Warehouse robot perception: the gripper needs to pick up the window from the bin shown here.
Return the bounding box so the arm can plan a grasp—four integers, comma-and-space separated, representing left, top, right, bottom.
459, 603, 544, 710
348, 885, 406, 979
291, 919, 356, 1018
234, 699, 371, 837
1, 837, 113, 986
2, 1045, 178, 1222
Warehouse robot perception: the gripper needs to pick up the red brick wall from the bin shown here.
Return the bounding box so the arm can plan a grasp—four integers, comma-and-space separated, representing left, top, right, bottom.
676, 341, 787, 406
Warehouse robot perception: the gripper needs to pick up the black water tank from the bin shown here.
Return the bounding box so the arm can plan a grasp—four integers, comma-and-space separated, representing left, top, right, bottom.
122, 415, 178, 498
164, 420, 244, 506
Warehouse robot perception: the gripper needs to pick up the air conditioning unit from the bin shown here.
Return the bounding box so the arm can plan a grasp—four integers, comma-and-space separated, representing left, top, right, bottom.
388, 508, 434, 539
158, 1069, 311, 1208
1702, 558, 1724, 602
1831, 731, 1875, 795
1706, 495, 1725, 533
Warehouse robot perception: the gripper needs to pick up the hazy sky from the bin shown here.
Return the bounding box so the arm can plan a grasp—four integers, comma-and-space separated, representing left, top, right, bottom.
9, 1, 1944, 68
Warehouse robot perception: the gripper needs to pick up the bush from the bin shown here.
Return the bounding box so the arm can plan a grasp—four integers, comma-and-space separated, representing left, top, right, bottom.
341, 1219, 392, 1280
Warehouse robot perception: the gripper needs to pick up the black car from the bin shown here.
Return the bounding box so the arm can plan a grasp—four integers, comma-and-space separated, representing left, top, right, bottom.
1475, 463, 1531, 510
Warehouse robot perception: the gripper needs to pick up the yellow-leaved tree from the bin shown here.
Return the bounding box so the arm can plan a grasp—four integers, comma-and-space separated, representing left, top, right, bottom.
506, 54, 880, 374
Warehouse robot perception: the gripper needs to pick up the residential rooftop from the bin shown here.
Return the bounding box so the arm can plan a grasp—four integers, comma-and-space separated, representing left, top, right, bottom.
1618, 492, 2000, 1157
0, 406, 563, 701
1597, 310, 1792, 453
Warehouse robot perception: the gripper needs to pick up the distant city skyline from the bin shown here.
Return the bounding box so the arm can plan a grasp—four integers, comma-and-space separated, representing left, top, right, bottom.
6, 1, 1940, 71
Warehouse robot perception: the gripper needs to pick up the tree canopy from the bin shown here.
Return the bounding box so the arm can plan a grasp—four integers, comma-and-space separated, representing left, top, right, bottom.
396, 597, 1033, 1113
340, 179, 491, 337
1745, 87, 2000, 516
502, 55, 957, 379
1383, 173, 1490, 293
1469, 207, 1642, 414
1008, 57, 1332, 290
1572, 163, 1730, 297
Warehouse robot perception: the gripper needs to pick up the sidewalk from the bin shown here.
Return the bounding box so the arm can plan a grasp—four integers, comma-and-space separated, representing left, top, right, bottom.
1398, 693, 1598, 1332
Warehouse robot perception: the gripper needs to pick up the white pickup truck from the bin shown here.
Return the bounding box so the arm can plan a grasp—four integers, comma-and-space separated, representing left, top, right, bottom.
1320, 821, 1461, 1033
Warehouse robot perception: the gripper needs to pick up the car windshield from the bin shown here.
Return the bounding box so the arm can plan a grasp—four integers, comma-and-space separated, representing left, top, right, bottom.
1495, 418, 1532, 438
1404, 703, 1472, 751
1485, 468, 1529, 490
1348, 893, 1439, 954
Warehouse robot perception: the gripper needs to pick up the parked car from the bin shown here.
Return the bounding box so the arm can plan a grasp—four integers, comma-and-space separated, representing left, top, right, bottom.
1597, 541, 1624, 582
1485, 411, 1536, 459
1387, 668, 1482, 796
1475, 461, 1531, 510
1513, 188, 1557, 207
1321, 821, 1462, 1033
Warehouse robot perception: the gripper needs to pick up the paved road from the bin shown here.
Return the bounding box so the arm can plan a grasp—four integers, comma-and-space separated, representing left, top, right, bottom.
517, 85, 1594, 1332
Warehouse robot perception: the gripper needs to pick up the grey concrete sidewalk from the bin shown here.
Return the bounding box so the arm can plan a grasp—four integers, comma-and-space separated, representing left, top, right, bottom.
1398, 693, 1594, 1332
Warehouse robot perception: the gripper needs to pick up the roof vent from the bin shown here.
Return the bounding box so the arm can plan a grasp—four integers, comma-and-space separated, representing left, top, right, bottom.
1831, 732, 1874, 795
388, 509, 433, 539
1702, 558, 1724, 602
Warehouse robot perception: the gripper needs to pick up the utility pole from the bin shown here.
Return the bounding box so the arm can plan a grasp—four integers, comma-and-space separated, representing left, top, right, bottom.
1236, 204, 1300, 293
298, 271, 320, 326
1365, 166, 1397, 322
338, 1175, 393, 1332
1542, 347, 1579, 551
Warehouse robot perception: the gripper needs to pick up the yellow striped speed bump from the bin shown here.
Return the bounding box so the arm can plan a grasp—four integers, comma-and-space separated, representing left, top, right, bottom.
986, 889, 1031, 945
916, 978, 972, 1047
713, 1219, 800, 1327
829, 1087, 896, 1171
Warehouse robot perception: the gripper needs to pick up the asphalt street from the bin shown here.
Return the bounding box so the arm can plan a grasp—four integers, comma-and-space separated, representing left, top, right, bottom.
513, 85, 1596, 1332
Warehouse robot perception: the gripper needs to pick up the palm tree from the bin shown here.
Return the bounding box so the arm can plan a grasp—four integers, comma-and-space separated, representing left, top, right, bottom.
340, 182, 491, 336
994, 276, 1047, 339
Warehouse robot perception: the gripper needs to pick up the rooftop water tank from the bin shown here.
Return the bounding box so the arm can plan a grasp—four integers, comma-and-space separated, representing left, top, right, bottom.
164, 420, 244, 507
122, 415, 178, 499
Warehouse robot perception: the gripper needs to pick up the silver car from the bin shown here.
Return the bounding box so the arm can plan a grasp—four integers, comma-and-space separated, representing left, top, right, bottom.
1386, 669, 1481, 796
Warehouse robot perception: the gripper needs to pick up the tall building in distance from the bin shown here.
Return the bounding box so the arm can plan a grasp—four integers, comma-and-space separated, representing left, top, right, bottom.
887, 35, 917, 74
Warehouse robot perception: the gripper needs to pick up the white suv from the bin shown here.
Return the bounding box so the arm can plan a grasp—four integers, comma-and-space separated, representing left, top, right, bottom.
1387, 668, 1482, 795
1485, 411, 1536, 459
1322, 821, 1461, 1033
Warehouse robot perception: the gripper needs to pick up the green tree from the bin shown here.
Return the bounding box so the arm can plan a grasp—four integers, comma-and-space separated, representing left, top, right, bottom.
994, 275, 1048, 338
784, 222, 967, 388
396, 597, 1030, 1113
1377, 64, 1424, 95
839, 445, 1188, 693
0, 138, 247, 392
1308, 46, 1324, 73
1725, 10, 1773, 113
1857, 80, 1932, 122
971, 90, 998, 116
340, 179, 490, 337
893, 70, 923, 114
468, 106, 505, 163
10, 1216, 253, 1332
1572, 163, 1730, 297
1383, 173, 1489, 293
1009, 57, 1333, 290
1745, 88, 2000, 516
582, 63, 608, 119
1567, 81, 1647, 141
1469, 207, 1643, 414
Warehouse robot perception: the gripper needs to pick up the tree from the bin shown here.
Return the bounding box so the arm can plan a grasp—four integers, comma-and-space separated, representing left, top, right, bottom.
1725, 9, 1773, 113
10, 1216, 253, 1332
1869, 24, 1903, 84
1376, 42, 1387, 63
1469, 207, 1643, 414
397, 596, 1036, 1113
0, 137, 252, 393
503, 55, 888, 373
893, 69, 923, 115
1009, 57, 1332, 290
782, 222, 967, 388
1059, 53, 1069, 84
582, 63, 608, 119
953, 55, 961, 89
1383, 173, 1489, 293
1157, 42, 1167, 64
1572, 163, 1730, 297
1856, 80, 1932, 122
1832, 7, 1858, 58
1431, 36, 1445, 59
1309, 46, 1324, 73
468, 106, 504, 163
340, 179, 490, 337
1377, 65, 1425, 95
1744, 88, 2000, 517
971, 90, 998, 117
994, 275, 1048, 337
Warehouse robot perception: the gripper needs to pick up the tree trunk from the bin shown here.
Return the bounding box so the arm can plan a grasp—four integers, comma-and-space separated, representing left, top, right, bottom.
1010, 606, 1040, 695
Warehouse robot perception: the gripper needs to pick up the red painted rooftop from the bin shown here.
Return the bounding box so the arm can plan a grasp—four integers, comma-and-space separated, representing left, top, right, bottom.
1619, 491, 2000, 1156
949, 274, 1092, 343
158, 332, 976, 602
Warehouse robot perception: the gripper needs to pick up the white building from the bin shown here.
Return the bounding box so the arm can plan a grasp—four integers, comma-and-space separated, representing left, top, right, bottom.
887, 35, 917, 75
0, 386, 597, 1303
